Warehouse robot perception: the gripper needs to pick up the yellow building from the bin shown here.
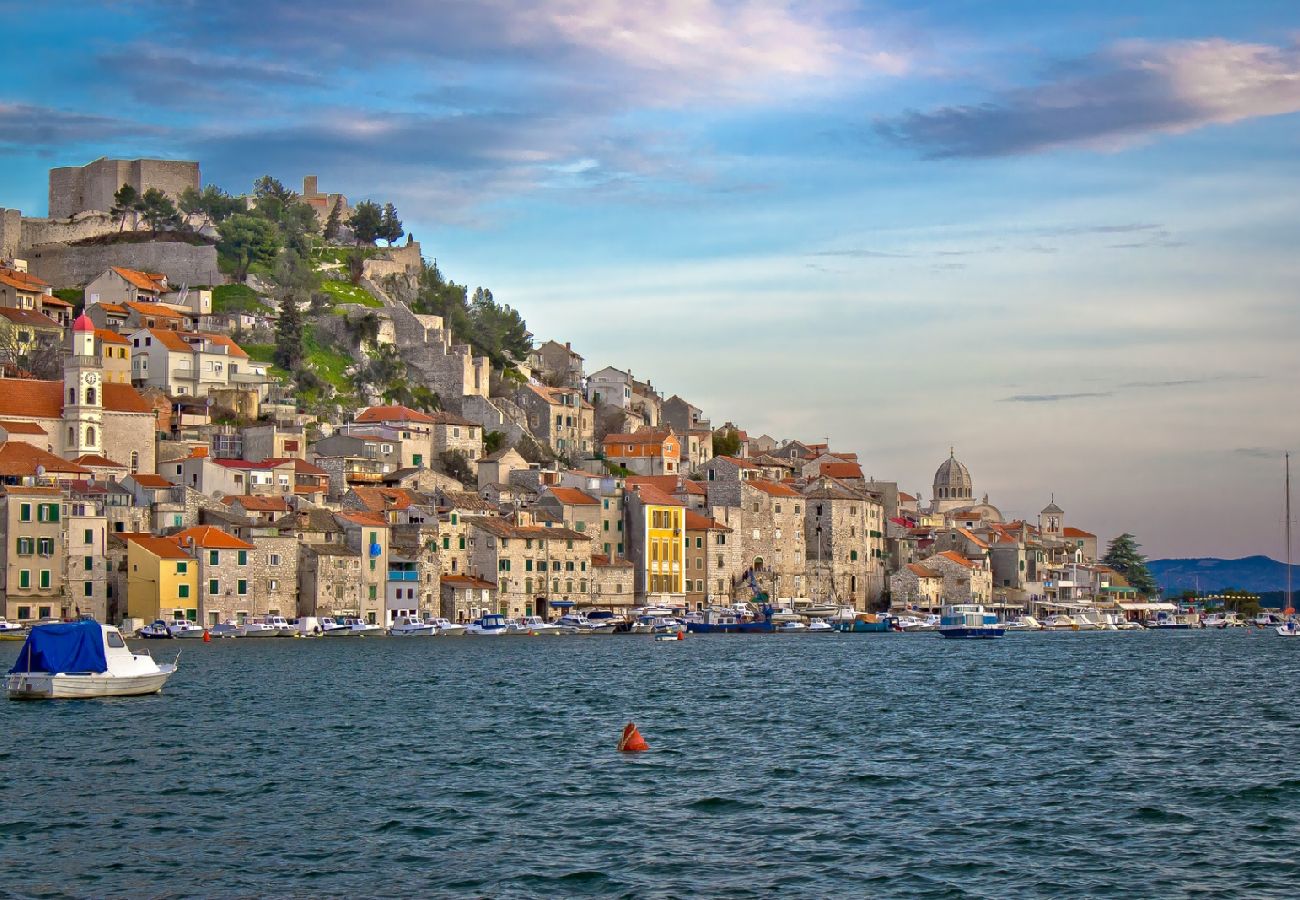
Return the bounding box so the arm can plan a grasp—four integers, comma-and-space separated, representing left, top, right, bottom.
625, 483, 686, 604
124, 534, 198, 622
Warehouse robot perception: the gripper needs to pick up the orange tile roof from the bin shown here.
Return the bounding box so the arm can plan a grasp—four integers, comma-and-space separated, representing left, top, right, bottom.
624, 475, 679, 494
0, 419, 47, 435
350, 486, 418, 511
222, 495, 290, 512
749, 479, 801, 498
337, 510, 388, 527
546, 486, 599, 506
682, 480, 706, 495
111, 267, 167, 293
123, 533, 192, 560
684, 509, 730, 532
96, 303, 127, 315
0, 267, 50, 291
819, 461, 863, 479
0, 441, 92, 476
129, 473, 174, 488
40, 295, 72, 307
899, 492, 917, 503
627, 483, 684, 508
71, 453, 127, 468
935, 550, 975, 568
125, 300, 181, 318
95, 328, 129, 345
907, 563, 940, 578
717, 455, 760, 469
604, 428, 674, 446
172, 525, 255, 550
591, 553, 634, 568
355, 404, 437, 425
1063, 527, 1096, 538
957, 528, 989, 549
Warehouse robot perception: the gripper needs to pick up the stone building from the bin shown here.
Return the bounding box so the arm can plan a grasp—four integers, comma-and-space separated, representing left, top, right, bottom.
533, 486, 601, 537
706, 477, 807, 603
440, 574, 497, 622
465, 516, 592, 618
335, 511, 389, 625
0, 486, 68, 622
528, 340, 584, 390
684, 509, 730, 610
589, 554, 635, 610
172, 525, 257, 627
48, 157, 200, 219
889, 563, 944, 610
517, 382, 594, 460
298, 543, 363, 619
603, 428, 680, 476
924, 550, 994, 604
802, 480, 885, 611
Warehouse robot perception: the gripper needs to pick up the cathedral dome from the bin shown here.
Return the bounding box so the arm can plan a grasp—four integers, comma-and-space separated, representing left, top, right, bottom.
933, 449, 973, 502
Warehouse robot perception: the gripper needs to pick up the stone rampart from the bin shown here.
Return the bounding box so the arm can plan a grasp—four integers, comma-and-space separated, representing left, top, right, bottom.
49, 158, 199, 219
26, 240, 221, 288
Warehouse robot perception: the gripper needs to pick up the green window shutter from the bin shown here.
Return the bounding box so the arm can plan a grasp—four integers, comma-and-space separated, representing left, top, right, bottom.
18, 504, 30, 522
84, 529, 93, 543
176, 562, 187, 574
19, 570, 30, 588
368, 585, 377, 600
85, 556, 93, 571
458, 536, 465, 550
237, 580, 247, 595
238, 550, 247, 566
209, 580, 219, 595
442, 536, 450, 549
178, 584, 190, 599
209, 550, 219, 565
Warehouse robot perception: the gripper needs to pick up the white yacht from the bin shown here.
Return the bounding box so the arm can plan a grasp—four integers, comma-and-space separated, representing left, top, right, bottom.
8, 621, 178, 700
209, 621, 244, 638
319, 617, 352, 636
167, 619, 206, 639
430, 618, 466, 637
467, 614, 509, 636
778, 621, 808, 633
557, 614, 617, 634
389, 616, 436, 636
0, 618, 27, 639
897, 614, 940, 632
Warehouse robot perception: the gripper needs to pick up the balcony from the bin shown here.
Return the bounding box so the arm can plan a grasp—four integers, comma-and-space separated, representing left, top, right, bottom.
388, 570, 419, 582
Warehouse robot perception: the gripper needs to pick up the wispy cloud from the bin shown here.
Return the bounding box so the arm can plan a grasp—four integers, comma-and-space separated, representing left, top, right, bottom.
0, 103, 162, 154
1002, 392, 1112, 403
877, 38, 1300, 158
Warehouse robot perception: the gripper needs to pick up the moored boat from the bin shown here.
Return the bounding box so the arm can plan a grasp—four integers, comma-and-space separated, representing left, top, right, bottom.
1001, 616, 1042, 631
389, 616, 436, 636
938, 604, 1004, 639
343, 617, 384, 637
430, 618, 466, 637
7, 620, 178, 700
806, 619, 834, 634
137, 620, 173, 639
1277, 619, 1300, 637
0, 618, 27, 640
835, 613, 894, 633
466, 614, 509, 636
167, 619, 206, 639
209, 621, 244, 638
241, 619, 280, 638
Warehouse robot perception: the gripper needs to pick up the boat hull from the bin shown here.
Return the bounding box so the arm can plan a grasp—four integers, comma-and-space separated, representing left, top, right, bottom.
938, 627, 1005, 639
7, 665, 177, 700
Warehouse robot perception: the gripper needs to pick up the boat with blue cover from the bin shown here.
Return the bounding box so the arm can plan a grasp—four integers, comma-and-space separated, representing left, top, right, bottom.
938, 604, 1005, 639
7, 620, 178, 699
835, 613, 895, 633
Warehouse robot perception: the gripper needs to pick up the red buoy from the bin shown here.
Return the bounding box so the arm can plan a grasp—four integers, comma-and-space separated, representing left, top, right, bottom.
677, 631, 684, 641
617, 722, 649, 752
202, 630, 211, 643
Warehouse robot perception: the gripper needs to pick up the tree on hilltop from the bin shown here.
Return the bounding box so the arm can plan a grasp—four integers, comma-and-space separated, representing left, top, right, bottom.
380, 202, 403, 246
110, 184, 142, 233
713, 427, 742, 457
139, 188, 181, 237
217, 214, 280, 282
349, 200, 383, 246
1103, 533, 1159, 597
323, 199, 343, 241
180, 184, 243, 228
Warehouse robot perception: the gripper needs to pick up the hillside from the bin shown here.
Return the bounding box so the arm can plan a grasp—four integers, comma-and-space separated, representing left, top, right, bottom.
1148, 555, 1300, 594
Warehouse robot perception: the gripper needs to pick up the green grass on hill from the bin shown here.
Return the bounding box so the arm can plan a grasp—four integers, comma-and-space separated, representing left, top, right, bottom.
213, 283, 270, 314
240, 343, 290, 380
319, 279, 382, 309
303, 330, 356, 392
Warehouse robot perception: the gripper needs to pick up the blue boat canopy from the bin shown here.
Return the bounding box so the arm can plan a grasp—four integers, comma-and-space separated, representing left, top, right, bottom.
549, 600, 575, 608
8, 620, 107, 675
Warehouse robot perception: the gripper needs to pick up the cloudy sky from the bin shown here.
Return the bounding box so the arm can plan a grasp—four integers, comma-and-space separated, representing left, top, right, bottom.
4, 0, 1299, 560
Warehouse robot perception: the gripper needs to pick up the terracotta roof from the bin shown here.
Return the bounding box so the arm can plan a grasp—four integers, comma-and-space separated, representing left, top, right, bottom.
0, 380, 152, 418
294, 484, 327, 495
140, 327, 248, 358
123, 533, 193, 560
591, 554, 634, 568
545, 486, 599, 506
907, 563, 940, 578
336, 510, 388, 527
819, 461, 863, 479
212, 457, 291, 470
935, 550, 975, 568
1063, 527, 1096, 538
441, 575, 497, 588
604, 429, 674, 446
0, 441, 92, 476
125, 301, 181, 318
684, 510, 730, 532
717, 455, 760, 469
262, 457, 329, 476
466, 516, 589, 541
0, 420, 46, 435
96, 303, 127, 315
748, 479, 801, 498
0, 485, 63, 496
355, 404, 436, 425
625, 475, 679, 494
0, 307, 61, 329
129, 473, 174, 488
95, 328, 129, 345
627, 483, 685, 508
41, 295, 73, 308
899, 492, 917, 503
71, 453, 127, 468
222, 495, 290, 512
111, 267, 167, 293
0, 267, 49, 292
957, 528, 989, 549
351, 486, 421, 511
682, 480, 707, 495
172, 525, 255, 550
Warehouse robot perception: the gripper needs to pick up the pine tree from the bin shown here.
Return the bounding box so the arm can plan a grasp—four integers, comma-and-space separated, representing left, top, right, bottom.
379, 202, 403, 245
273, 293, 305, 371
1102, 533, 1159, 597
324, 199, 342, 241
348, 200, 382, 245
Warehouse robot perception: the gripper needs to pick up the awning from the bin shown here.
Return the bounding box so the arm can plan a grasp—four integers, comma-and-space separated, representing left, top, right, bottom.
548, 600, 575, 608
1117, 602, 1177, 611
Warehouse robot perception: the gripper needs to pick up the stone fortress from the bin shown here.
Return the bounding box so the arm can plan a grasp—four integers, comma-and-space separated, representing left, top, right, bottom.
48, 157, 200, 219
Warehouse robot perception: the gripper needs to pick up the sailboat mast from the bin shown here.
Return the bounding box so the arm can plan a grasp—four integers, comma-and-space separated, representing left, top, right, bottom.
1287, 452, 1293, 613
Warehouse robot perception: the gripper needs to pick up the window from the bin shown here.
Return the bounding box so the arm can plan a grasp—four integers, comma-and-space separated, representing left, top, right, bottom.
178, 584, 190, 598
368, 585, 377, 601
850, 550, 859, 562
176, 562, 187, 574
442, 536, 450, 550
38, 503, 60, 523
237, 580, 248, 595
270, 554, 281, 566
18, 503, 31, 522
209, 579, 220, 595
696, 537, 703, 549
237, 550, 248, 566
269, 579, 278, 591
86, 388, 96, 405
84, 528, 93, 543
15, 537, 33, 555
18, 570, 30, 589
209, 550, 219, 565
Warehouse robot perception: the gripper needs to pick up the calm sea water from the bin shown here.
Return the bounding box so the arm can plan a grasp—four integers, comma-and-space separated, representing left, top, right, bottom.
2, 630, 1298, 898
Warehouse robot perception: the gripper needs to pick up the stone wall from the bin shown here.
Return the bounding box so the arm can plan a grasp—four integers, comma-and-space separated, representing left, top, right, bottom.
27, 240, 221, 289
49, 158, 199, 219
362, 240, 424, 280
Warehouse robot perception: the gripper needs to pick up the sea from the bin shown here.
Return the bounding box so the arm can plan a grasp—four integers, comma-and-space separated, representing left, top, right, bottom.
1, 630, 1298, 898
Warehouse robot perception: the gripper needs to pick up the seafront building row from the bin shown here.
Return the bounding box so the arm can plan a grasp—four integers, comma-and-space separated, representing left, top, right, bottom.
0, 156, 1153, 631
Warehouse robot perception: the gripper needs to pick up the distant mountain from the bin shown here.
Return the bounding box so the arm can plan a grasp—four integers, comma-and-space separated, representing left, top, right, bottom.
1148, 556, 1300, 596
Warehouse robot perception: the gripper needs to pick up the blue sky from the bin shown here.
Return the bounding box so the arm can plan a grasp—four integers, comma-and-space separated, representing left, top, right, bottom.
4, 0, 1299, 559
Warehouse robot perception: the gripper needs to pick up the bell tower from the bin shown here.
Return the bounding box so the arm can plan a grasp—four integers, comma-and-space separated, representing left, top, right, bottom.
62, 313, 103, 458
1039, 496, 1064, 537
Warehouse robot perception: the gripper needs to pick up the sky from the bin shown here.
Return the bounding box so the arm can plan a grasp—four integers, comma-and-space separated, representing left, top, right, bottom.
3, 0, 1299, 560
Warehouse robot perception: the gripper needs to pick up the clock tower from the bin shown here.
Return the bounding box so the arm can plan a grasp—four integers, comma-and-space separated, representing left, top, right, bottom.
63, 312, 103, 458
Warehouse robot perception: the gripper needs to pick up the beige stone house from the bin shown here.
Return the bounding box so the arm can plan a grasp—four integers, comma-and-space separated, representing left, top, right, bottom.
466, 515, 592, 618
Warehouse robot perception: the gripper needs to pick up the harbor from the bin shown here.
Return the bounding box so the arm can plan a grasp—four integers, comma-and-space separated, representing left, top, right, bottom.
2, 628, 1296, 897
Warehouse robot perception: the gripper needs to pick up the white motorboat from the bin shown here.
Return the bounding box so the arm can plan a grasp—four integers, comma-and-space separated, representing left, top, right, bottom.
898, 614, 940, 633
769, 608, 803, 625
319, 617, 353, 636
7, 621, 178, 700
390, 616, 436, 636
1277, 619, 1300, 637
1001, 616, 1042, 631
137, 620, 173, 639
242, 619, 280, 638
513, 616, 567, 635
0, 618, 26, 639
807, 619, 834, 634
266, 615, 295, 636
1042, 614, 1079, 630
778, 621, 808, 633
1253, 611, 1286, 628
209, 621, 244, 638
628, 615, 658, 634
1070, 614, 1102, 631
167, 619, 206, 639
430, 618, 466, 637
557, 614, 616, 634
584, 610, 625, 632
343, 617, 384, 637
467, 614, 509, 636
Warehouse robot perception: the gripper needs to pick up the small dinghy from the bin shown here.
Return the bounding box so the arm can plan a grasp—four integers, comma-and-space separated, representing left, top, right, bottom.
7, 620, 178, 700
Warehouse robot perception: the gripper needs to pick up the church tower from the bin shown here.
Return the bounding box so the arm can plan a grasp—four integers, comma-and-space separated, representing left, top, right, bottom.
1039, 496, 1064, 537
930, 447, 975, 514
62, 313, 103, 458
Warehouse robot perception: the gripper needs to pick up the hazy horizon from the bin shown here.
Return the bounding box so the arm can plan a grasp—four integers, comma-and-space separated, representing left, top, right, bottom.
3, 1, 1298, 558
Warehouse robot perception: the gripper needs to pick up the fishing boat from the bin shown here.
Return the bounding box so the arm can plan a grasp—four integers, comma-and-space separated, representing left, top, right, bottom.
241, 618, 280, 638
777, 621, 808, 633
835, 613, 894, 633
938, 604, 1004, 639
389, 616, 436, 636
1202, 612, 1245, 629
0, 618, 26, 640
896, 614, 939, 632
167, 619, 206, 639
7, 620, 178, 700
807, 619, 834, 634
209, 621, 244, 638
137, 620, 173, 639
430, 618, 466, 637
343, 617, 384, 637
466, 614, 510, 636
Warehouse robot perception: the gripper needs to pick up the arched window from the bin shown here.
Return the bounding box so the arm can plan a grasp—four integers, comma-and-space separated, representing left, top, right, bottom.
130, 451, 140, 473
68, 388, 75, 404
85, 388, 96, 405
85, 426, 96, 445
67, 426, 75, 444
